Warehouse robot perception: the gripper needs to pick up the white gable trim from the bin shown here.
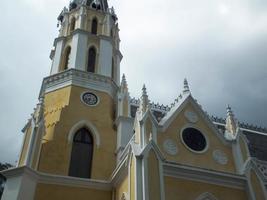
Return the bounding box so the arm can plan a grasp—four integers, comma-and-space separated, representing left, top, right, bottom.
68, 120, 100, 148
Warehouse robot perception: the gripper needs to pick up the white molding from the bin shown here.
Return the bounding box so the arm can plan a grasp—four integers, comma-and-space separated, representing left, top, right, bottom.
68, 120, 100, 148
164, 162, 247, 189
163, 139, 178, 156
212, 149, 228, 165
39, 69, 119, 99
80, 91, 100, 107
1, 166, 112, 191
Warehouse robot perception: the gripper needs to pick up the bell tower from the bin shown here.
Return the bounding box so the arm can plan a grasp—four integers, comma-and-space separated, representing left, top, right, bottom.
16, 0, 123, 181
50, 0, 122, 85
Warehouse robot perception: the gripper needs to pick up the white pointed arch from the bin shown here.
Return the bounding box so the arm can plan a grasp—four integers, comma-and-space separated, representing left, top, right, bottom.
68, 120, 100, 148
196, 192, 219, 200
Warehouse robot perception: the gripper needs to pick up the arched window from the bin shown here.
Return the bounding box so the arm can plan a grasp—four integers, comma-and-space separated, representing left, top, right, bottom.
69, 128, 94, 179
62, 47, 71, 71
91, 18, 98, 35
112, 58, 115, 79
70, 17, 76, 32
87, 47, 96, 73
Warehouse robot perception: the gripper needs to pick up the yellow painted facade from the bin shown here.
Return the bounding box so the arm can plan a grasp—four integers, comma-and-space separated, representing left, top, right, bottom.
147, 150, 161, 200
18, 126, 32, 166
130, 156, 135, 200
37, 86, 117, 180
34, 183, 111, 200
164, 176, 248, 200
240, 136, 249, 163
116, 175, 128, 200
250, 170, 266, 200
157, 102, 236, 173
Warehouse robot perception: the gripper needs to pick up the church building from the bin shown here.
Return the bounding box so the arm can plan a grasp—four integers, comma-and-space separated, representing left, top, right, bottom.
1, 0, 267, 199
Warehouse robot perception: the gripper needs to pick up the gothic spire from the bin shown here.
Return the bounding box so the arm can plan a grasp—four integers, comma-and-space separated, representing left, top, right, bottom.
70, 0, 109, 11
120, 74, 128, 93
225, 105, 238, 139
139, 84, 150, 114
183, 78, 190, 94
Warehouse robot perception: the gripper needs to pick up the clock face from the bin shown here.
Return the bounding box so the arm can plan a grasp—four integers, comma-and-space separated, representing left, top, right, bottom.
81, 92, 98, 106
182, 128, 207, 152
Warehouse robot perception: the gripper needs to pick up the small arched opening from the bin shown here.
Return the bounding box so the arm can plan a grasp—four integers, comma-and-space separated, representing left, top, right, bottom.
112, 58, 115, 79
91, 18, 98, 35
69, 128, 94, 179
70, 17, 76, 32
62, 46, 71, 71
87, 47, 96, 73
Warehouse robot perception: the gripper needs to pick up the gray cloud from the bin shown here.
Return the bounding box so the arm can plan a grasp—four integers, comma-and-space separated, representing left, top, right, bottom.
0, 0, 266, 164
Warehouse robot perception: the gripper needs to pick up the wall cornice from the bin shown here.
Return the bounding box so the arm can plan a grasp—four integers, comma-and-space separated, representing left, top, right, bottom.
164, 162, 247, 189
39, 69, 119, 99
1, 166, 112, 191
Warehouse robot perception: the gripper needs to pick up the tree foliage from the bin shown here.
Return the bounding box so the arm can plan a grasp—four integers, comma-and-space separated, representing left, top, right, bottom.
0, 163, 13, 171
0, 162, 13, 198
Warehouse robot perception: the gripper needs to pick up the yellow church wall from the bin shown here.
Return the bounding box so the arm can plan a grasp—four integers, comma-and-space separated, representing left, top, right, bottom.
164, 176, 247, 200
250, 170, 266, 200
147, 150, 161, 200
122, 98, 129, 117
145, 119, 153, 143
158, 102, 236, 173
240, 136, 249, 163
31, 127, 44, 170
130, 156, 135, 200
115, 175, 128, 200
34, 183, 111, 200
37, 85, 117, 180
18, 126, 32, 166
135, 121, 141, 144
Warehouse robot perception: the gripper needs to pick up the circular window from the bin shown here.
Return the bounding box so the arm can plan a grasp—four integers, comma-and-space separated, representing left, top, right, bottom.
182, 128, 207, 152
81, 92, 99, 106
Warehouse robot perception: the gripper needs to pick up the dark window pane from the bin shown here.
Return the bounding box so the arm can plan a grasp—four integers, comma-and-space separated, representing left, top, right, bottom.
91, 18, 98, 35
87, 47, 96, 73
182, 128, 206, 152
69, 128, 93, 178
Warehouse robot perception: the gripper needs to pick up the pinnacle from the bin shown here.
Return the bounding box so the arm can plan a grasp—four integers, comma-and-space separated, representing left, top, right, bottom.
120, 74, 128, 93
183, 78, 190, 94
226, 104, 234, 117
142, 84, 148, 96
139, 84, 150, 114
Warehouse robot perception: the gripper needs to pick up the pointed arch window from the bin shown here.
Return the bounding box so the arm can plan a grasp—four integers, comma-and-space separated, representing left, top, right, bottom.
62, 47, 71, 71
70, 17, 76, 32
112, 58, 115, 79
87, 47, 96, 73
91, 18, 98, 35
69, 128, 94, 179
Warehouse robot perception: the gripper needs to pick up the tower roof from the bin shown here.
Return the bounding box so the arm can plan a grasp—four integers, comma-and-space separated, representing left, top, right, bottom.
69, 0, 109, 11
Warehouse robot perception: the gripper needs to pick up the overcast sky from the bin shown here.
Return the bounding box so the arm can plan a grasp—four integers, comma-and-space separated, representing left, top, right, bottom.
0, 0, 266, 164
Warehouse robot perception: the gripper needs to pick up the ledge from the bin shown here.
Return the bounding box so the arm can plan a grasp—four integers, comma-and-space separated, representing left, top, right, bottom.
39, 69, 119, 99
1, 166, 112, 191
164, 162, 247, 189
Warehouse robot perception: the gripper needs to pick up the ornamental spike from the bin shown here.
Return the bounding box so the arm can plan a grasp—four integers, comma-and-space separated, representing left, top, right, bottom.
139, 84, 150, 114
183, 78, 190, 94
225, 104, 238, 140
120, 74, 128, 93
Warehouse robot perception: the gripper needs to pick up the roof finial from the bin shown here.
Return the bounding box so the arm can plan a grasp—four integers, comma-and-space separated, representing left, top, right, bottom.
139, 84, 150, 114
183, 78, 190, 94
120, 74, 128, 93
225, 105, 238, 140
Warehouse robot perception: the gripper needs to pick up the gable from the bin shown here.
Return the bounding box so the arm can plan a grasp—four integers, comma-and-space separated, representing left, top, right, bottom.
157, 99, 236, 173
